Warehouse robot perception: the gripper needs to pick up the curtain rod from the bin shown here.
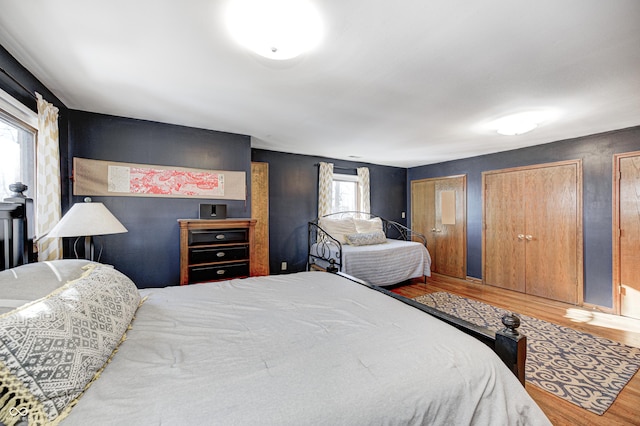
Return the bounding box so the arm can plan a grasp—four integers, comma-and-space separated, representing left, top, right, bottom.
0, 66, 37, 101
314, 163, 358, 171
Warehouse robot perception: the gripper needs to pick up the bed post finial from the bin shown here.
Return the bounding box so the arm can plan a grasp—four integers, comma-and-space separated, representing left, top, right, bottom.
496, 313, 526, 385
501, 313, 521, 336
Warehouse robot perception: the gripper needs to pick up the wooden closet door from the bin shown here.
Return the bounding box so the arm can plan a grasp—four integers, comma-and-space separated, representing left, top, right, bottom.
434, 176, 466, 278
411, 179, 436, 272
524, 164, 578, 304
616, 154, 640, 319
484, 171, 526, 292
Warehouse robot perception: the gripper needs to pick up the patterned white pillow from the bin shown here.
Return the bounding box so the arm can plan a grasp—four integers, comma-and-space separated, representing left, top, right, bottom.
345, 231, 388, 246
0, 264, 141, 425
353, 217, 383, 234
318, 217, 357, 244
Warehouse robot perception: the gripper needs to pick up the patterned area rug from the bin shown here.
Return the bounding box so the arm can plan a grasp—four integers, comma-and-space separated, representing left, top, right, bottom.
413, 292, 640, 415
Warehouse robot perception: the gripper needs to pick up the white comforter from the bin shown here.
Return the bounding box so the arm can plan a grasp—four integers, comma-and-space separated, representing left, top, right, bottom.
63, 272, 549, 425
311, 239, 432, 286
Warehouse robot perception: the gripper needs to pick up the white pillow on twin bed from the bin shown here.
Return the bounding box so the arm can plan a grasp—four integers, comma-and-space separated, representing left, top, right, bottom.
318, 217, 357, 244
353, 217, 384, 234
0, 263, 141, 426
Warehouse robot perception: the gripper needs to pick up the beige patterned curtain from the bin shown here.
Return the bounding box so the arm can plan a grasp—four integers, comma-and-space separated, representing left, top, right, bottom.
36, 93, 62, 260
318, 162, 333, 217
357, 167, 370, 214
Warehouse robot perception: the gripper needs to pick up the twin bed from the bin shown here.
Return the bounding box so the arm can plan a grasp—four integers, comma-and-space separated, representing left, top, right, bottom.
308, 212, 432, 286
0, 259, 549, 425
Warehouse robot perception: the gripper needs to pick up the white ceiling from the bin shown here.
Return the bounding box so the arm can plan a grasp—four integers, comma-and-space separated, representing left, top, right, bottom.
1, 0, 639, 167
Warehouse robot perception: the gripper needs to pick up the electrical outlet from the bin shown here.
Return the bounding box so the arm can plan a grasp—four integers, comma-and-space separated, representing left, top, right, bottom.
401, 211, 406, 218
281, 261, 287, 271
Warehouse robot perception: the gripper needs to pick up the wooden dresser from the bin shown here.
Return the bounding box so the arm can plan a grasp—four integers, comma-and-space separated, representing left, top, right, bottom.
179, 219, 257, 285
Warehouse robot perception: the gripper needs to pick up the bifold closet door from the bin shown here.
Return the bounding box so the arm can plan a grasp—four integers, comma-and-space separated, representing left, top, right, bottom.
411, 179, 436, 273
524, 164, 578, 304
483, 161, 582, 305
484, 171, 526, 292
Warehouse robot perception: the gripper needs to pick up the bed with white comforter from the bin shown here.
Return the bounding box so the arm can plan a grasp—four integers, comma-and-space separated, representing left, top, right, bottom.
0, 261, 549, 425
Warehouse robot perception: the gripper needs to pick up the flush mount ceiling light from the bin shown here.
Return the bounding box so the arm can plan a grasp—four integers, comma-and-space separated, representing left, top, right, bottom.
487, 110, 560, 136
226, 0, 323, 60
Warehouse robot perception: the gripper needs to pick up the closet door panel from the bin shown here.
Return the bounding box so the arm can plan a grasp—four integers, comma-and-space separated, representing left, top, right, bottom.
524, 164, 578, 303
412, 180, 437, 272
484, 171, 526, 292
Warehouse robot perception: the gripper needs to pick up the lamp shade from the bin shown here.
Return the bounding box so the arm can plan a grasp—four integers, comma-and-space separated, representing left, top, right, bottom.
47, 202, 127, 238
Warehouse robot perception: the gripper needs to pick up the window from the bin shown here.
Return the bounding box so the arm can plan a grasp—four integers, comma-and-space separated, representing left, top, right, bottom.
0, 89, 37, 201
331, 173, 361, 213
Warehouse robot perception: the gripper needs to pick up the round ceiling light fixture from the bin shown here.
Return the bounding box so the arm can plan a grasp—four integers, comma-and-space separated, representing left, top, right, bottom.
226, 0, 323, 60
487, 110, 561, 136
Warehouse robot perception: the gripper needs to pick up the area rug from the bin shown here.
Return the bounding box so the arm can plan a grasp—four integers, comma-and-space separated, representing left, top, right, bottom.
412, 292, 640, 415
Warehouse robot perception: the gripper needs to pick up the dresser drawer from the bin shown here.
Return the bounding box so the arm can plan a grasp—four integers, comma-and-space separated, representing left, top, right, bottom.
189, 245, 249, 264
188, 228, 248, 245
188, 262, 249, 283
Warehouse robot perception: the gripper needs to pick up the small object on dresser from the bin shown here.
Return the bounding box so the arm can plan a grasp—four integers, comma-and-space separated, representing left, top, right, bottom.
199, 203, 227, 219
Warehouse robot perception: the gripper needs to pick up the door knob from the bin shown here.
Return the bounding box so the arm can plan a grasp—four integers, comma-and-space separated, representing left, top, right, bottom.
517, 234, 524, 240
525, 235, 533, 241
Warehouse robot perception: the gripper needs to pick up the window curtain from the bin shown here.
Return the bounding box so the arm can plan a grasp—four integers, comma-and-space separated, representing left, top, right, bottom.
36, 93, 62, 260
357, 167, 370, 214
318, 162, 333, 217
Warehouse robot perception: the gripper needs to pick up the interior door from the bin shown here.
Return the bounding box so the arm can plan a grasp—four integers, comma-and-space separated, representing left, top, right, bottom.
251, 162, 270, 276
411, 176, 466, 278
524, 163, 578, 304
616, 153, 640, 319
483, 170, 526, 292
434, 176, 466, 278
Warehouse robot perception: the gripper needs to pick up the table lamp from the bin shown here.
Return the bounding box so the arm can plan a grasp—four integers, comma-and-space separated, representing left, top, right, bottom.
47, 198, 127, 260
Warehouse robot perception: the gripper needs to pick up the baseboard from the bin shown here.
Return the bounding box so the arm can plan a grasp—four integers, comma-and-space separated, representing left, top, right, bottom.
466, 276, 482, 285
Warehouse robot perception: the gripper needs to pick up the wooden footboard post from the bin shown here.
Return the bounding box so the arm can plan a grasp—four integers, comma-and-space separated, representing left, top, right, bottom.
495, 314, 527, 386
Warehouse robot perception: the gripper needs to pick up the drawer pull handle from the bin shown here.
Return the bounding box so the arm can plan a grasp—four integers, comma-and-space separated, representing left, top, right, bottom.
217, 252, 226, 257
216, 234, 225, 240
216, 269, 226, 275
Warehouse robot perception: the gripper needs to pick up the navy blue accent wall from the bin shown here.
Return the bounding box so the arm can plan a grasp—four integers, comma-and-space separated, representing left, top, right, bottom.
68, 110, 251, 288
408, 126, 640, 308
251, 149, 407, 274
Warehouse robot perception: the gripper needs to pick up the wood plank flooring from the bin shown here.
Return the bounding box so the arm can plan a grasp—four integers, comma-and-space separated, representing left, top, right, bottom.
390, 273, 640, 426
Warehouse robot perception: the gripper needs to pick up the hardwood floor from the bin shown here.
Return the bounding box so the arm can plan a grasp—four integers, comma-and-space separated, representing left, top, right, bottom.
390, 273, 640, 426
